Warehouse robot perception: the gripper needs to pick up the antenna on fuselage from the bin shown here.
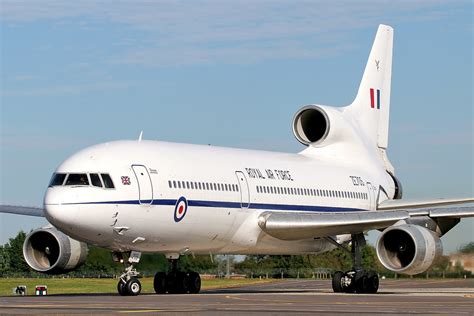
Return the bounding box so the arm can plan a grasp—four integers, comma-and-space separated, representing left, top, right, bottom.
138, 131, 143, 141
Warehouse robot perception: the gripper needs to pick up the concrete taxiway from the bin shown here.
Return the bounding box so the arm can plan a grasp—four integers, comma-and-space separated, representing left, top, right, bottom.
1, 279, 473, 315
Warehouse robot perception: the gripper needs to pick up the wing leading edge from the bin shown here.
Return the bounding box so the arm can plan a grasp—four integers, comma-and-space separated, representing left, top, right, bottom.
0, 205, 44, 217
258, 210, 409, 240
377, 197, 474, 210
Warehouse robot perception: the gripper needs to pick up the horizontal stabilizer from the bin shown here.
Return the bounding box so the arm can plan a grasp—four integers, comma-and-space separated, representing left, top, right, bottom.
258, 210, 408, 240
0, 205, 44, 217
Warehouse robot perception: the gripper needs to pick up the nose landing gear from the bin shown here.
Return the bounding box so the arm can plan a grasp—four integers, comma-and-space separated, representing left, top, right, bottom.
115, 251, 142, 296
330, 233, 380, 294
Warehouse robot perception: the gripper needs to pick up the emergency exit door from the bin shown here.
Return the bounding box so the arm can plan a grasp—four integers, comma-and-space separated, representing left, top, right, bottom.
132, 165, 153, 204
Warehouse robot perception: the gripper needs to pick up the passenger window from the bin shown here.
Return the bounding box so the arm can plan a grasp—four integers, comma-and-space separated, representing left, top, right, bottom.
101, 174, 115, 188
66, 173, 89, 186
190, 182, 194, 189
49, 173, 66, 186
90, 174, 103, 187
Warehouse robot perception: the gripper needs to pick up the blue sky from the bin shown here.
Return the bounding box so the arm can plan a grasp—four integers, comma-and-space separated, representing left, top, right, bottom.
0, 1, 472, 253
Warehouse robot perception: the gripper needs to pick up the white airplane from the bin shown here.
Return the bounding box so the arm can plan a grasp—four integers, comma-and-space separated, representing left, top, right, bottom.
1, 24, 473, 296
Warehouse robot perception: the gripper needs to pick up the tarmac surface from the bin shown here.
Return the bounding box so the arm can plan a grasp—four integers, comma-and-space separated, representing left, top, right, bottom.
1, 278, 473, 315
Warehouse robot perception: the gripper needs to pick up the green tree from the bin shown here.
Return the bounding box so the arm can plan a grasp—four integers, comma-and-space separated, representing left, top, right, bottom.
0, 245, 5, 276
459, 242, 474, 254
2, 231, 30, 274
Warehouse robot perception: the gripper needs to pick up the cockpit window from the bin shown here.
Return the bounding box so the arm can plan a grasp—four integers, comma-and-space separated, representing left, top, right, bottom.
101, 174, 115, 188
65, 174, 89, 186
49, 173, 67, 186
90, 173, 103, 187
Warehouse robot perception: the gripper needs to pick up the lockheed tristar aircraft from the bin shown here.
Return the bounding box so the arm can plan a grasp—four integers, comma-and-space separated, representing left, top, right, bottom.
2, 24, 473, 296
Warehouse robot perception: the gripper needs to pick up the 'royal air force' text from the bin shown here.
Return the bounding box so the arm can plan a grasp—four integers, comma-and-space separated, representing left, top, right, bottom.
245, 168, 293, 181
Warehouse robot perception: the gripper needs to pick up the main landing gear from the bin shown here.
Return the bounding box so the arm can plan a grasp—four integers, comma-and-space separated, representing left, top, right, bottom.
330, 233, 379, 294
114, 252, 201, 296
153, 257, 201, 294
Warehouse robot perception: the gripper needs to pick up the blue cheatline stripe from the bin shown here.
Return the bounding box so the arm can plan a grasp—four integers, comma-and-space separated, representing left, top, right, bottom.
65, 198, 367, 213
377, 89, 381, 109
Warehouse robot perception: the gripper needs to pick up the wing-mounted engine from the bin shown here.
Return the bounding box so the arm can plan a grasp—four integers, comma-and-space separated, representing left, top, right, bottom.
292, 105, 356, 147
376, 224, 442, 275
23, 226, 88, 274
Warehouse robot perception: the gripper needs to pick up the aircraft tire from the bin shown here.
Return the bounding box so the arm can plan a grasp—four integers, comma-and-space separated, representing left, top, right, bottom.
117, 279, 127, 296
126, 277, 142, 296
154, 272, 167, 294
366, 271, 379, 294
355, 273, 368, 294
332, 271, 345, 293
187, 272, 201, 294
167, 272, 187, 294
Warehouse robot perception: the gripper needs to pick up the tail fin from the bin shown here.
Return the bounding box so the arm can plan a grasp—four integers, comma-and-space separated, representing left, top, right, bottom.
347, 24, 393, 150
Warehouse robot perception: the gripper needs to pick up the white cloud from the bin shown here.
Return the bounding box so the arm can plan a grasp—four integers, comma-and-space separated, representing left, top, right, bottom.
1, 1, 467, 67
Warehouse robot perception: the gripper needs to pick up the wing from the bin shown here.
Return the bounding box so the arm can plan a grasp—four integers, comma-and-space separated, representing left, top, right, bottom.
258, 210, 409, 240
377, 197, 474, 210
258, 200, 474, 241
0, 205, 44, 217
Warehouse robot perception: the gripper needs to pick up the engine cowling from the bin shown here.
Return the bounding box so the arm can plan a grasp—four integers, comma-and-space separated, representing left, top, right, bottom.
23, 226, 88, 274
376, 224, 442, 275
292, 105, 356, 147
292, 105, 330, 145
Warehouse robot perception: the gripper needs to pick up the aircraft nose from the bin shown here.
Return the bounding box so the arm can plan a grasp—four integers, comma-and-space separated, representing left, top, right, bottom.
43, 188, 78, 230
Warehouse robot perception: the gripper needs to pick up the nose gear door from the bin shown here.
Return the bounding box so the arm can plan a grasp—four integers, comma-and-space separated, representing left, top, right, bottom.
132, 165, 153, 205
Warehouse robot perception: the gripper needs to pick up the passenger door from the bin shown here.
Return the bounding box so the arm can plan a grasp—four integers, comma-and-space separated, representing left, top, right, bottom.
235, 171, 250, 208
132, 165, 153, 204
366, 181, 376, 211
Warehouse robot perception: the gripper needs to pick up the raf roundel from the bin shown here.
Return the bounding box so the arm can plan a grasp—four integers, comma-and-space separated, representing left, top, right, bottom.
174, 197, 188, 222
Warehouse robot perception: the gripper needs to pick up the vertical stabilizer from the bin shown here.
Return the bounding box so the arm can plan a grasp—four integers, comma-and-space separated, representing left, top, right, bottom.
347, 24, 393, 150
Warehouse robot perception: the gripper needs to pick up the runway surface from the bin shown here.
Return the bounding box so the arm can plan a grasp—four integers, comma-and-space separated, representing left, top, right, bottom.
1, 279, 473, 315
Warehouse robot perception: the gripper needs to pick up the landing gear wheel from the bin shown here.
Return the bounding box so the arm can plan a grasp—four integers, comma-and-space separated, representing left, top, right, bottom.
154, 272, 167, 294
343, 272, 356, 293
117, 279, 127, 296
355, 272, 368, 294
186, 272, 201, 294
366, 271, 379, 294
332, 271, 345, 293
126, 277, 142, 296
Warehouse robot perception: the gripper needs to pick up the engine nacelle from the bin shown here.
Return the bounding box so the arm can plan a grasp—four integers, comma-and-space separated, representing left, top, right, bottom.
376, 224, 442, 275
23, 226, 88, 274
292, 105, 354, 147
293, 105, 330, 145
